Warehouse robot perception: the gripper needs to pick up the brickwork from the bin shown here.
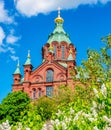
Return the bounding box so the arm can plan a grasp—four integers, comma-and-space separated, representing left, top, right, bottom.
12, 11, 76, 99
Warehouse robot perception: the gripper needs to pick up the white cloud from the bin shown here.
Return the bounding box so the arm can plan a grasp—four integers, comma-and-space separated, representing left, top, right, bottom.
8, 47, 15, 54
0, 46, 16, 54
0, 26, 5, 46
0, 46, 6, 53
14, 0, 111, 17
0, 2, 19, 61
6, 35, 20, 44
0, 27, 20, 57
0, 1, 13, 23
10, 55, 19, 61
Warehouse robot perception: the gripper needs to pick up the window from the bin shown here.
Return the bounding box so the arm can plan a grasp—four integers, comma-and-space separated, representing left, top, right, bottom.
38, 89, 42, 98
54, 45, 56, 59
46, 69, 54, 82
46, 86, 53, 97
32, 88, 36, 99
62, 45, 65, 59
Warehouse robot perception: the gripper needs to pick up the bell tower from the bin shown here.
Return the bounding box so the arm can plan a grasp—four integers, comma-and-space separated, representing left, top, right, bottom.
42, 8, 76, 67
13, 60, 21, 84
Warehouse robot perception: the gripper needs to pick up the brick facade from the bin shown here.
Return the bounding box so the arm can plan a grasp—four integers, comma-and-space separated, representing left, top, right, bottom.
12, 11, 76, 99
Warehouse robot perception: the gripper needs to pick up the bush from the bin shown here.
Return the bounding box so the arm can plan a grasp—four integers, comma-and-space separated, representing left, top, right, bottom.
19, 103, 43, 130
54, 85, 75, 107
35, 97, 57, 121
42, 82, 111, 130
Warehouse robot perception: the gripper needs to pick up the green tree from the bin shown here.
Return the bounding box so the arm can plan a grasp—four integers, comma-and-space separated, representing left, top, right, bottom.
47, 35, 111, 130
74, 34, 111, 85
70, 34, 111, 112
0, 91, 30, 124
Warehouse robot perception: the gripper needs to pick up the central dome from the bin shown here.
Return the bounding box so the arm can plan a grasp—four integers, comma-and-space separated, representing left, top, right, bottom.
47, 9, 71, 44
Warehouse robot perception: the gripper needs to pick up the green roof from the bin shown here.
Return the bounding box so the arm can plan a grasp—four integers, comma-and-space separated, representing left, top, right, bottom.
53, 23, 66, 34
58, 62, 68, 68
14, 60, 21, 74
47, 22, 71, 44
24, 50, 32, 65
67, 53, 74, 61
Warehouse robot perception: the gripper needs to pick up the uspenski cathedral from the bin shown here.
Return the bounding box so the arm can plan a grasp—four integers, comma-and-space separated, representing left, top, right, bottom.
12, 9, 76, 99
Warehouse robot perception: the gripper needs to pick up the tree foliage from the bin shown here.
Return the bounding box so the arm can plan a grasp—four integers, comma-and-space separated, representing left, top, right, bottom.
74, 34, 111, 85
0, 34, 111, 129
0, 91, 30, 124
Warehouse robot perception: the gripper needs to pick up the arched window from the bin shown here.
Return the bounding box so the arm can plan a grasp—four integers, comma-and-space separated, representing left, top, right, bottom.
38, 89, 42, 98
32, 88, 36, 99
46, 69, 54, 82
54, 45, 56, 59
62, 45, 65, 59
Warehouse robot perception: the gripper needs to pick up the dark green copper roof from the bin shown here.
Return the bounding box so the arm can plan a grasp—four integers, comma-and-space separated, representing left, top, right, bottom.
14, 60, 21, 74
47, 10, 71, 44
24, 50, 32, 65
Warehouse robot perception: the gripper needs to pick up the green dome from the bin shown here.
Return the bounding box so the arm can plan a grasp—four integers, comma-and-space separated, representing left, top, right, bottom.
47, 21, 71, 44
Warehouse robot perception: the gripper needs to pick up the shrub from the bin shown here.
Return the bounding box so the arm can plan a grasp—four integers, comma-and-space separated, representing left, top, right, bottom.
35, 96, 57, 121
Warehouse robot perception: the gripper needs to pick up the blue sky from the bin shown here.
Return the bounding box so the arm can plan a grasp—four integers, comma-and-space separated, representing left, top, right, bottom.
0, 0, 111, 102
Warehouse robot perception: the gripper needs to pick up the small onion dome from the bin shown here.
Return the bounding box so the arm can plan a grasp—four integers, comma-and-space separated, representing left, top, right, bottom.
48, 44, 54, 53
54, 7, 64, 23
69, 48, 72, 54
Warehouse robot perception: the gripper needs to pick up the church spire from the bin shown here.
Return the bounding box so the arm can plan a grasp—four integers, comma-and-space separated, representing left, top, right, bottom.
14, 59, 21, 74
54, 7, 64, 23
24, 50, 32, 65
47, 8, 71, 44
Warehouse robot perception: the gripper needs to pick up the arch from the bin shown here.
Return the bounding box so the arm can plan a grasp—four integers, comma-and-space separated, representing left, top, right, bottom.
26, 70, 28, 72
52, 41, 59, 59
31, 75, 43, 83
52, 41, 59, 45
46, 69, 54, 82
69, 43, 73, 47
56, 72, 66, 81
60, 41, 68, 46
14, 78, 17, 81
60, 42, 69, 59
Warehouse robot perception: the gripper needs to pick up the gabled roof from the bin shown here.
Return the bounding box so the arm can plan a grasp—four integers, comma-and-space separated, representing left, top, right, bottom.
31, 60, 67, 76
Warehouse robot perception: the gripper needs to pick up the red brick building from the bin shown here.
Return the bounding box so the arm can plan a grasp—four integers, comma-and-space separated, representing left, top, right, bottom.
12, 10, 76, 99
